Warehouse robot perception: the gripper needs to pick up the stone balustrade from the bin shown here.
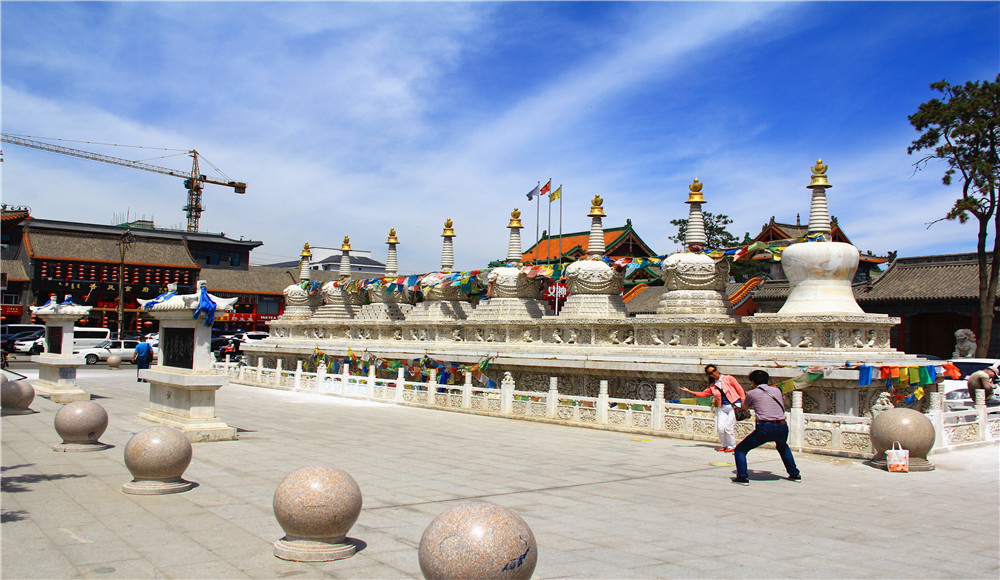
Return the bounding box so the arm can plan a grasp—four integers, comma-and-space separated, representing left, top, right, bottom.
213, 358, 1000, 458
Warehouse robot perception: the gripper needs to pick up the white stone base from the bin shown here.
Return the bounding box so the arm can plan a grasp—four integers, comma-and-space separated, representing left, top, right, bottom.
469, 297, 552, 321
656, 289, 731, 315
406, 300, 474, 321
312, 302, 357, 320
356, 302, 412, 321
31, 354, 90, 403
137, 369, 237, 443
556, 294, 628, 319
278, 306, 315, 321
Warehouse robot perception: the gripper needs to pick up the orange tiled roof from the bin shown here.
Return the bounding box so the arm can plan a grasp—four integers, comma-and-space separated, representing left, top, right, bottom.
522, 223, 655, 262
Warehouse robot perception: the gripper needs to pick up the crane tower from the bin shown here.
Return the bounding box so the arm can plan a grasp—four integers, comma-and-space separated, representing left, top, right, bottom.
1, 133, 246, 232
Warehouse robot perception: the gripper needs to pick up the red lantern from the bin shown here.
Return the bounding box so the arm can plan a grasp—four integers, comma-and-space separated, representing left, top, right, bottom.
143, 320, 153, 327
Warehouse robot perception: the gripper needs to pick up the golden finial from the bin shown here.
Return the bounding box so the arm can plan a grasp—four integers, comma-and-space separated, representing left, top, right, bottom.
341, 235, 352, 252
301, 242, 312, 258
686, 178, 706, 204
508, 207, 523, 229
808, 158, 831, 189
588, 194, 606, 218
442, 218, 456, 238
387, 227, 399, 245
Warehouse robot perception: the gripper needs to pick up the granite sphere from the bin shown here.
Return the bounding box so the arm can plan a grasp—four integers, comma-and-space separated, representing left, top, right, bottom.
54, 400, 108, 444
106, 355, 122, 369
419, 503, 537, 580
124, 426, 193, 480
871, 407, 936, 470
1, 378, 35, 411
273, 465, 362, 542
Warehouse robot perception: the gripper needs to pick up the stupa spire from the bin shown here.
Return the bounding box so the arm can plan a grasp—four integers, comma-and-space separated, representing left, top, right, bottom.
441, 218, 455, 271
684, 178, 707, 248
339, 236, 352, 279
586, 195, 606, 259
385, 228, 399, 278
298, 242, 312, 282
507, 208, 523, 263
807, 159, 832, 235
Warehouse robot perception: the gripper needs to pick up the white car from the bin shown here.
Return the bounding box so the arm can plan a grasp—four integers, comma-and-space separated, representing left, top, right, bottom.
74, 340, 159, 365
941, 358, 1000, 411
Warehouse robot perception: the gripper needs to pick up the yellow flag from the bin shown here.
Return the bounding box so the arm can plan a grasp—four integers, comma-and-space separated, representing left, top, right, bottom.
549, 185, 562, 201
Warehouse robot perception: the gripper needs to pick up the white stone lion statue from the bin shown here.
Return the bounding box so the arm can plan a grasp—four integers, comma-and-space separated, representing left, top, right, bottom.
953, 328, 977, 358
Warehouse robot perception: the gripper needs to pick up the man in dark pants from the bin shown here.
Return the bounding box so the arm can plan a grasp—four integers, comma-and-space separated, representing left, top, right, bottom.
732, 369, 801, 486
132, 340, 153, 382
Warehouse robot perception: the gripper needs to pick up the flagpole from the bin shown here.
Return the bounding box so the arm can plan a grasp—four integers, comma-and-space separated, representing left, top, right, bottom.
557, 185, 563, 315
546, 178, 552, 266
535, 180, 540, 264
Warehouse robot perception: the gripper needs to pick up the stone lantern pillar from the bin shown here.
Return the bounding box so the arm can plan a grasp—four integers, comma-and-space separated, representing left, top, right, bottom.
279, 243, 318, 321
560, 195, 627, 318
136, 281, 238, 442
656, 179, 732, 316
29, 295, 93, 403
315, 236, 360, 320
470, 208, 551, 320
406, 218, 474, 321
358, 228, 412, 321
777, 160, 864, 315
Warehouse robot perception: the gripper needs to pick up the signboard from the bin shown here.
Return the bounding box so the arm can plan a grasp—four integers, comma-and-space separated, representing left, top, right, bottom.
1, 305, 23, 316
46, 326, 63, 354
161, 327, 195, 369
543, 282, 568, 311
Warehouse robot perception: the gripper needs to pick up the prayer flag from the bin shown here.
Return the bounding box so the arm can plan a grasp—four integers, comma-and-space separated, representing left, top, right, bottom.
526, 184, 540, 201
908, 367, 920, 385
540, 179, 551, 196
858, 365, 872, 386
550, 185, 562, 201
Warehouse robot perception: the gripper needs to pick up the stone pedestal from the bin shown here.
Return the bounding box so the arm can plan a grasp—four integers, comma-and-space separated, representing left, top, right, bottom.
31, 354, 90, 403
137, 368, 237, 442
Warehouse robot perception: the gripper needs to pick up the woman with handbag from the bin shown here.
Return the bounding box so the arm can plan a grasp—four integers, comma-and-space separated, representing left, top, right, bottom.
679, 364, 746, 452
731, 369, 801, 486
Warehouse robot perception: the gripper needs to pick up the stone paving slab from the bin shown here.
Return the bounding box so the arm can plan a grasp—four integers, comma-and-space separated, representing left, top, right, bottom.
2, 363, 998, 579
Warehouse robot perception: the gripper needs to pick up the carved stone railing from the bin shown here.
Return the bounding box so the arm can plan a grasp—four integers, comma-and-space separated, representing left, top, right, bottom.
213, 357, 998, 458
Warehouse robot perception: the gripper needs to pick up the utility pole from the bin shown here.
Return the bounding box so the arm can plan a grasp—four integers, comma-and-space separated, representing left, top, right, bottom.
116, 229, 134, 338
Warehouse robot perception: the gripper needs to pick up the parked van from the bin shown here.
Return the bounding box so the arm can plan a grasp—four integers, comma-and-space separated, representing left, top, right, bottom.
72, 327, 112, 349
1, 324, 45, 339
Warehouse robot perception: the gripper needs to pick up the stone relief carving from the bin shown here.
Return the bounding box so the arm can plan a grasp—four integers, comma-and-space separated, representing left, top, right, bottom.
552, 329, 563, 343
652, 330, 664, 345
804, 429, 833, 447
668, 330, 681, 345
623, 330, 634, 344
522, 329, 533, 342
776, 329, 791, 347
452, 328, 462, 341
798, 329, 814, 348
953, 328, 977, 358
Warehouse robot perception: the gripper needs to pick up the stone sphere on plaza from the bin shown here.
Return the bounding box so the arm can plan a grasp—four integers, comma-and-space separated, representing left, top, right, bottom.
123, 426, 193, 480
419, 502, 537, 580
54, 400, 108, 444
870, 407, 935, 466
273, 465, 363, 542
1, 378, 35, 411
106, 355, 122, 369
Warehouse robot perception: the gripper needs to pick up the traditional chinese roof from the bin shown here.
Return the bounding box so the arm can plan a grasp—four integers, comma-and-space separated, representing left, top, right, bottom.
522, 220, 657, 262
753, 216, 888, 265
855, 252, 992, 302
1, 204, 31, 224
24, 227, 200, 268
199, 266, 345, 295
0, 258, 29, 282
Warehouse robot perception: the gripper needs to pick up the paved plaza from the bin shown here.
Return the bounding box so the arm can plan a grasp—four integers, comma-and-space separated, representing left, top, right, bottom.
2, 361, 998, 579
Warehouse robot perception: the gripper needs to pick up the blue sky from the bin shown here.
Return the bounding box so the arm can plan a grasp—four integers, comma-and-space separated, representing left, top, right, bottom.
2, 1, 997, 274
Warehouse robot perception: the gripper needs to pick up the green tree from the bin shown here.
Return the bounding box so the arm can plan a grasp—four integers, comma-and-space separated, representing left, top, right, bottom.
908, 75, 1000, 357
669, 212, 766, 283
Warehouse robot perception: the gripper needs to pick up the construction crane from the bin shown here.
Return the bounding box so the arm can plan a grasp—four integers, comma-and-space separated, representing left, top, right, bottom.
1, 133, 246, 232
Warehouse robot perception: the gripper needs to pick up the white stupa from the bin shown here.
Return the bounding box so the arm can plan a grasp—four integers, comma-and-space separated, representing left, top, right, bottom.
406, 219, 474, 321
559, 195, 627, 319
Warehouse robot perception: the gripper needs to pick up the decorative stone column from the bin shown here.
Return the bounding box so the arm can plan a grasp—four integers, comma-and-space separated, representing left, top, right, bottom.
280, 243, 319, 320
470, 208, 552, 320
358, 228, 412, 321
407, 218, 474, 321
315, 236, 360, 320
657, 179, 732, 316
559, 195, 627, 319
29, 295, 92, 403
136, 281, 238, 442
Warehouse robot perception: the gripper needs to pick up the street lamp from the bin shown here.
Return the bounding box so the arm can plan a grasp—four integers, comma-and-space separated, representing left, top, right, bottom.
117, 229, 134, 338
